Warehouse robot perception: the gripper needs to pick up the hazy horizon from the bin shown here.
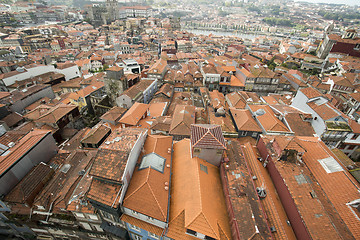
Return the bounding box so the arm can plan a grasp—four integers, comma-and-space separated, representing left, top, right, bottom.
295, 0, 359, 6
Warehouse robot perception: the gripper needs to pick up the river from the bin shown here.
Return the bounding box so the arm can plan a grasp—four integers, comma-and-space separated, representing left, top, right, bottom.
184, 29, 260, 40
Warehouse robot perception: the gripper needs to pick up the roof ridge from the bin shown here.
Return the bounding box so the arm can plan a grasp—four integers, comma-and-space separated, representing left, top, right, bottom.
193, 126, 210, 147
208, 128, 226, 149
145, 177, 167, 220
184, 156, 203, 228
122, 171, 148, 202
202, 212, 218, 238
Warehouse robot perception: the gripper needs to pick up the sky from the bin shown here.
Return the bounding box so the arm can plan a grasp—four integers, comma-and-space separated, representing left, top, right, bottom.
295, 0, 359, 5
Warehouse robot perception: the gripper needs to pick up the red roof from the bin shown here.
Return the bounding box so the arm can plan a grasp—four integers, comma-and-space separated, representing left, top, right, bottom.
191, 124, 226, 150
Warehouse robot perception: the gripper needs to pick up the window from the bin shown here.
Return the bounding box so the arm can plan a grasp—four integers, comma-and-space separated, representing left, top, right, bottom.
87, 214, 98, 220
200, 164, 208, 174
186, 229, 197, 236
205, 236, 216, 240
74, 213, 85, 218
149, 232, 160, 239
131, 233, 142, 240
93, 224, 103, 232
351, 134, 358, 140
129, 223, 140, 231
348, 145, 356, 150
132, 210, 138, 215
81, 222, 93, 231
100, 210, 112, 220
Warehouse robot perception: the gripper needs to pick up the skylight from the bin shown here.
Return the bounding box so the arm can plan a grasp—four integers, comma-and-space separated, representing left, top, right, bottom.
318, 157, 344, 173
139, 153, 165, 173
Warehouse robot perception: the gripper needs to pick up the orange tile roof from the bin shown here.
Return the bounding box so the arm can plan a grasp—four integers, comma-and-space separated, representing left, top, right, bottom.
230, 75, 244, 87
77, 81, 104, 98
298, 137, 360, 239
169, 105, 195, 136
122, 135, 172, 222
4, 162, 54, 206
307, 102, 340, 121
300, 87, 323, 99
148, 102, 167, 118
209, 90, 226, 109
0, 130, 51, 176
230, 108, 262, 132
225, 92, 246, 109
262, 96, 279, 105
261, 135, 360, 239
150, 116, 172, 132
167, 139, 232, 240
155, 83, 173, 98
223, 142, 273, 239
121, 214, 164, 236
208, 111, 236, 133
87, 178, 121, 207
119, 102, 149, 126
100, 106, 127, 123
249, 105, 291, 133
148, 58, 167, 74
81, 123, 111, 145
221, 66, 236, 72
281, 112, 314, 136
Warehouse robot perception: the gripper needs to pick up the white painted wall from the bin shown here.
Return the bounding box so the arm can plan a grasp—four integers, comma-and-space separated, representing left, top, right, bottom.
291, 91, 326, 137
119, 130, 148, 204
56, 65, 81, 81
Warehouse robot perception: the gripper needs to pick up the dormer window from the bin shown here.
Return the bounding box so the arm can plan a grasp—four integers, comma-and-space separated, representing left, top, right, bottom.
186, 229, 196, 236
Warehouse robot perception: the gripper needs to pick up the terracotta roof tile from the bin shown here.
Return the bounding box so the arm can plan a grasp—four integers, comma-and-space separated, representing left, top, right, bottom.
225, 92, 246, 109
191, 124, 226, 150
208, 111, 236, 133
100, 106, 127, 123
4, 162, 54, 206
300, 87, 323, 99
148, 102, 167, 118
261, 135, 360, 239
167, 139, 232, 240
123, 135, 172, 222
81, 123, 111, 145
241, 141, 296, 240
119, 102, 149, 126
223, 140, 273, 239
150, 116, 172, 132
249, 105, 290, 133
230, 108, 262, 132
1, 112, 23, 128
169, 105, 195, 137
90, 149, 128, 182
121, 80, 154, 100
33, 150, 96, 213
87, 178, 122, 208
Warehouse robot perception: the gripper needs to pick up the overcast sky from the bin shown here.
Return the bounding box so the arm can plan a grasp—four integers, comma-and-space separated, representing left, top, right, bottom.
295, 0, 359, 5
